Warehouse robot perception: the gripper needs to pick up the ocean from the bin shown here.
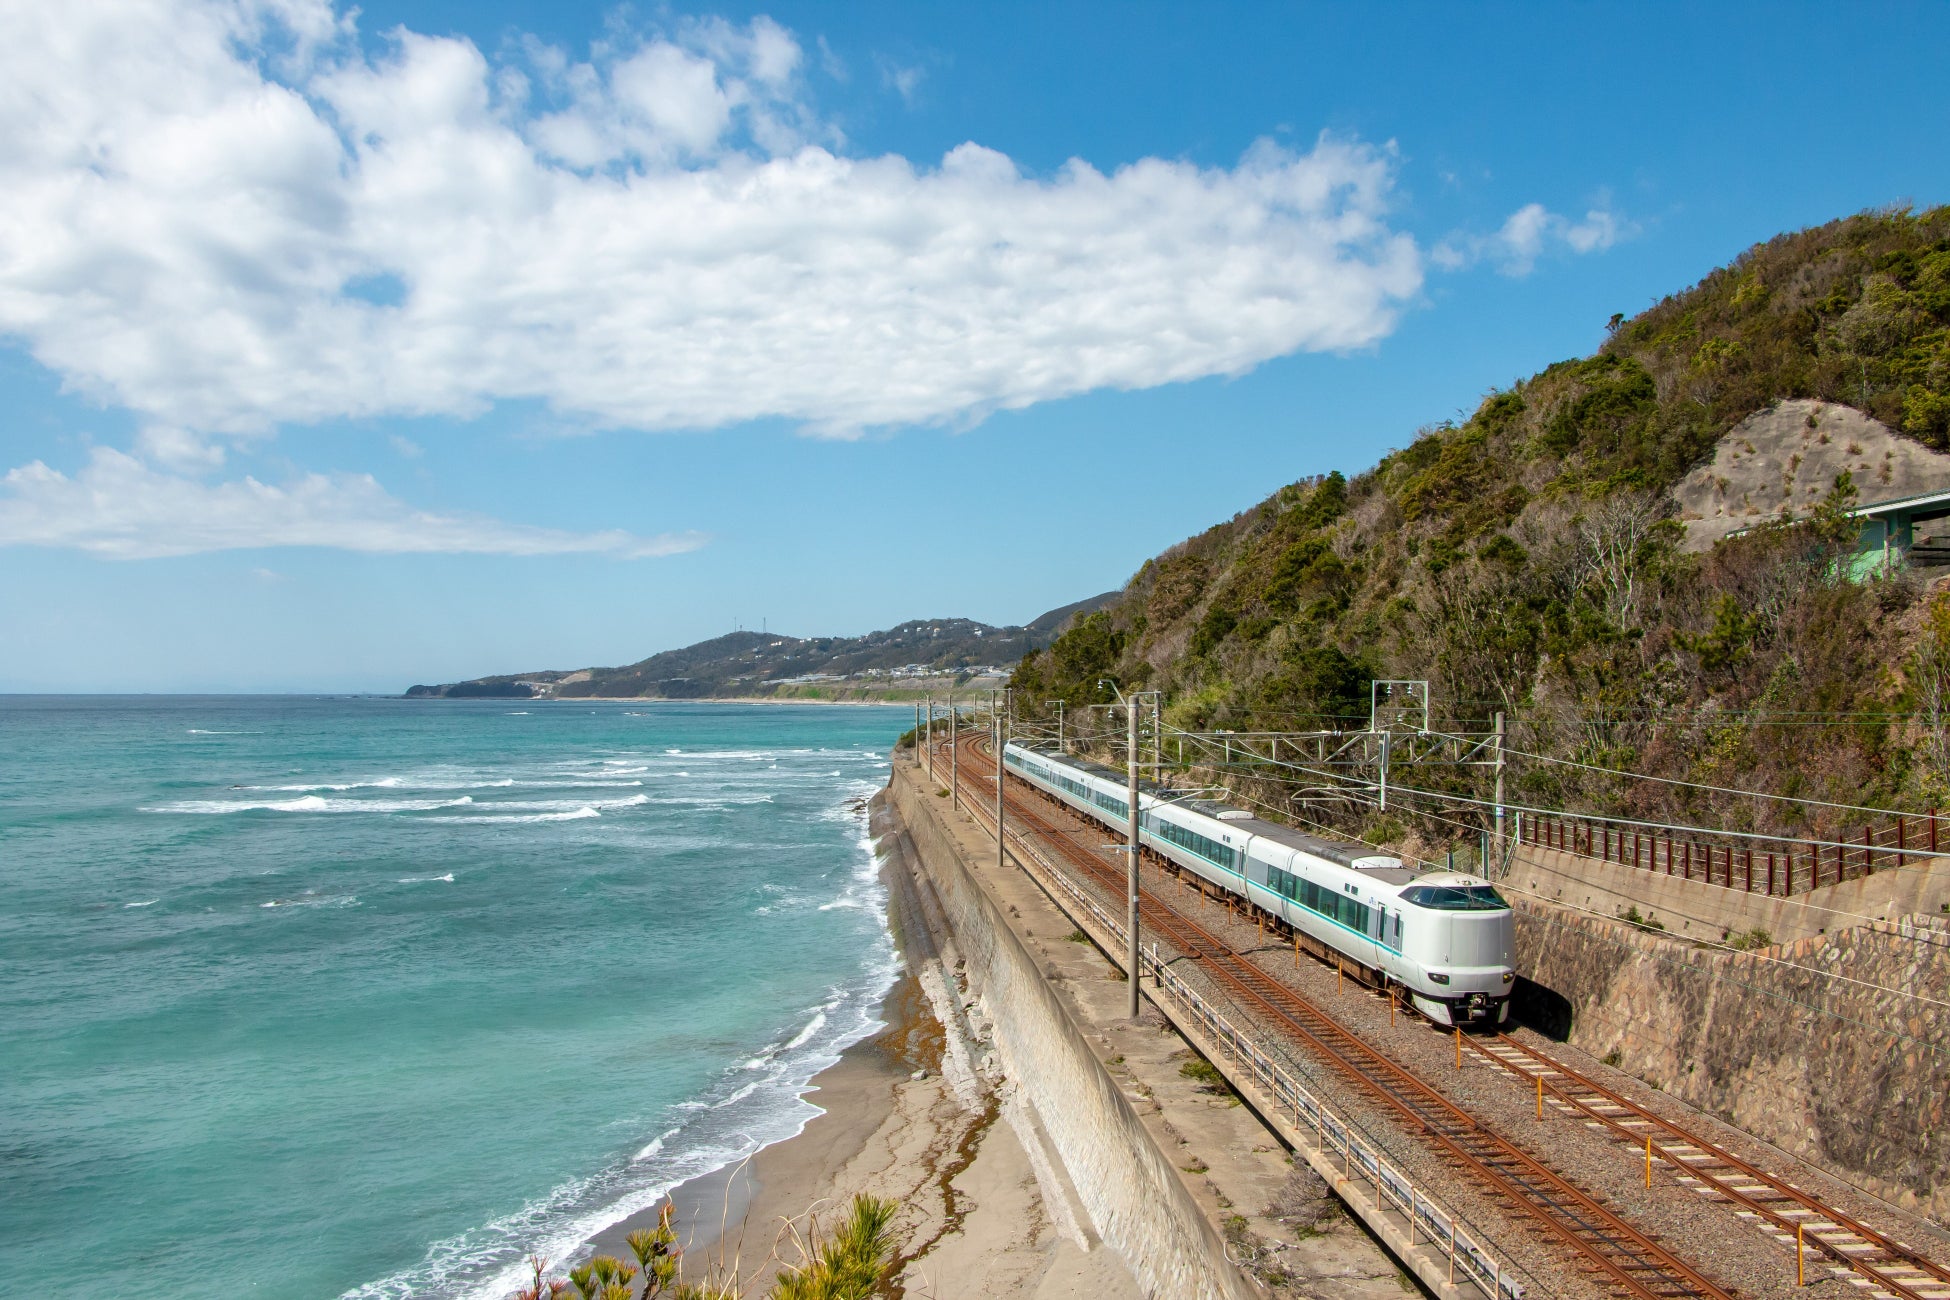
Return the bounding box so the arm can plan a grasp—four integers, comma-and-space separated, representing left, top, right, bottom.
0, 696, 908, 1298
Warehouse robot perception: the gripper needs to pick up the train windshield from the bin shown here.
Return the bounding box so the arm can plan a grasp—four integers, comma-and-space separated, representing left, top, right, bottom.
1400, 884, 1509, 911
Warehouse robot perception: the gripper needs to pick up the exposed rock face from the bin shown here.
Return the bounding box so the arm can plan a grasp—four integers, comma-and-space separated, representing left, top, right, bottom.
1674, 398, 1950, 552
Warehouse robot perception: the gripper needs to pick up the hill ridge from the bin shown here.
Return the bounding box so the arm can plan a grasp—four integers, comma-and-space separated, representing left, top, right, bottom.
406, 594, 1118, 699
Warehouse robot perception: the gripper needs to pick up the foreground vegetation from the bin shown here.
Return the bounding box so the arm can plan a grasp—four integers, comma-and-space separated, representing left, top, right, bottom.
515, 1195, 901, 1300
1010, 206, 1950, 852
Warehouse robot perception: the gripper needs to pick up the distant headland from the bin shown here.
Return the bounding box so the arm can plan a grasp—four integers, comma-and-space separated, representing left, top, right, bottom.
403, 593, 1115, 702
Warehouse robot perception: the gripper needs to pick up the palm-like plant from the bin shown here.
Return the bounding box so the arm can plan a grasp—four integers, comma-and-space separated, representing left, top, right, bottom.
627, 1203, 681, 1297
514, 1256, 572, 1300
514, 1192, 903, 1300
769, 1195, 900, 1300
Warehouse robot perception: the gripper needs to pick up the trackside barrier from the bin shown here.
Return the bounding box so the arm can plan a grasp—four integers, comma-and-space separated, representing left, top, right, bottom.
1518, 809, 1945, 898
933, 749, 1521, 1300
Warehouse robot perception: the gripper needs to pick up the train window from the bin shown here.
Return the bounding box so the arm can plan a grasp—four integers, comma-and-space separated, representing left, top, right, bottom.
1400, 885, 1510, 911
1154, 818, 1236, 871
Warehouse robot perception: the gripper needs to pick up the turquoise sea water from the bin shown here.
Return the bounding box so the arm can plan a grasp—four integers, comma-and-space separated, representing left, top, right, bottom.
0, 697, 907, 1298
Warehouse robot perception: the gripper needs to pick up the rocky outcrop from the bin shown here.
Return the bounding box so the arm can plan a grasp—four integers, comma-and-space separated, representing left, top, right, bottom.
1674, 399, 1950, 551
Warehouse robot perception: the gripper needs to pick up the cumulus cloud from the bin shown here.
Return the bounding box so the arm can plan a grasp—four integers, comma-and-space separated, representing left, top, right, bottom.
0, 0, 1424, 440
1432, 202, 1630, 277
135, 426, 227, 470
0, 450, 706, 559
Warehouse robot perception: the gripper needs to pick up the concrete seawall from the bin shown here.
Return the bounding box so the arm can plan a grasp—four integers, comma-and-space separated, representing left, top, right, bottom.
886, 760, 1258, 1300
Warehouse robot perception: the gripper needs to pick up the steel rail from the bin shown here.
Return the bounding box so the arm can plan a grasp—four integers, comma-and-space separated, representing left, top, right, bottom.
1468, 1034, 1950, 1300
941, 735, 1735, 1300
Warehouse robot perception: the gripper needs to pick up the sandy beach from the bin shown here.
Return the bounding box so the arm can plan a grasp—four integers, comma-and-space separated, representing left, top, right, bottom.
582, 798, 1140, 1300
585, 976, 926, 1287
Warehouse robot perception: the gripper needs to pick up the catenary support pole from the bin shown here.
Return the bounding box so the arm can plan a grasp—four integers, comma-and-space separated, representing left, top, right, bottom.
949, 693, 958, 811
1056, 699, 1064, 753
1379, 730, 1390, 812
1154, 695, 1164, 780
1128, 698, 1142, 1019
923, 695, 932, 778
1493, 711, 1506, 875
994, 691, 1007, 873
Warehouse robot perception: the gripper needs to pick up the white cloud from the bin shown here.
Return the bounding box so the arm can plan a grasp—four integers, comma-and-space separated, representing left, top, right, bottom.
0, 0, 1424, 440
0, 449, 707, 559
135, 426, 227, 469
1433, 202, 1631, 277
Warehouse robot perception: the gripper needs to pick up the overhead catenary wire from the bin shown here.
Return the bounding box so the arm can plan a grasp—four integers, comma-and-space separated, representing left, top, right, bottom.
1169, 719, 1938, 824
1494, 740, 1941, 822
1166, 728, 1947, 862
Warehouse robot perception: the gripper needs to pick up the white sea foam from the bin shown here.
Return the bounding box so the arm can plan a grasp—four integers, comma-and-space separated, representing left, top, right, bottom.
427, 806, 602, 824
397, 873, 456, 884
340, 774, 901, 1300
123, 899, 159, 908
253, 776, 510, 792
782, 1011, 827, 1052
149, 794, 476, 815
261, 894, 357, 909
632, 1128, 679, 1162
437, 793, 647, 814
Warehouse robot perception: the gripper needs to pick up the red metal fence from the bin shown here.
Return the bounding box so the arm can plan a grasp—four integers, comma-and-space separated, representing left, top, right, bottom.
1517, 810, 1945, 897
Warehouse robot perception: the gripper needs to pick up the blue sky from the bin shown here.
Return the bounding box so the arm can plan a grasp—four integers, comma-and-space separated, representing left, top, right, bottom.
2, 1, 1945, 692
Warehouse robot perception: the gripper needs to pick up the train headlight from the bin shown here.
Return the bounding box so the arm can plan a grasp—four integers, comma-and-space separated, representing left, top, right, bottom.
1501, 972, 1514, 984
1428, 972, 1450, 985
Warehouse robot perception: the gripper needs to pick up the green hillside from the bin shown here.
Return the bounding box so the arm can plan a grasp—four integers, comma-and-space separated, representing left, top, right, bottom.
1010, 205, 1950, 848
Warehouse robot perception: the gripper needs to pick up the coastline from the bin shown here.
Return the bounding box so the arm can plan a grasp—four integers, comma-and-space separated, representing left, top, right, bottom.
580, 789, 1141, 1299
583, 970, 921, 1286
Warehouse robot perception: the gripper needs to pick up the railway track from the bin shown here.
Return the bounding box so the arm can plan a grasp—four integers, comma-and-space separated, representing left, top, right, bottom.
932, 735, 1950, 1300
937, 736, 1732, 1300
1470, 1037, 1950, 1300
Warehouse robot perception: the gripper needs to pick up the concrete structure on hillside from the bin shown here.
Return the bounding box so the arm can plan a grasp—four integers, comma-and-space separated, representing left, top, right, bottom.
1675, 397, 1950, 578
1675, 398, 1950, 553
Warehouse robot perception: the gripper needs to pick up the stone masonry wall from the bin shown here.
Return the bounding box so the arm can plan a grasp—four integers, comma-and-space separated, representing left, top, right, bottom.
1514, 902, 1950, 1224
888, 763, 1255, 1300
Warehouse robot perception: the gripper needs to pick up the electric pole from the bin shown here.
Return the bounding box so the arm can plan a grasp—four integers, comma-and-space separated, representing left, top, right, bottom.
923, 694, 932, 778
1127, 696, 1142, 1018
1493, 711, 1506, 876
993, 690, 1008, 873
1056, 699, 1065, 753
948, 692, 958, 810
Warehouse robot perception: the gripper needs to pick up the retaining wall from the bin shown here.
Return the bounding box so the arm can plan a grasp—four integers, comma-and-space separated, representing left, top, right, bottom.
1513, 901, 1950, 1224
1505, 841, 1950, 944
887, 764, 1255, 1300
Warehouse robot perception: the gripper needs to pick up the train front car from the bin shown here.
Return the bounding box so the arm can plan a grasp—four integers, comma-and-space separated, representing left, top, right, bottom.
1395, 875, 1516, 1026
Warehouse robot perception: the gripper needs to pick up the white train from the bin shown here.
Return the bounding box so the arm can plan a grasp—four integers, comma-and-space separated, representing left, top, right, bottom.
1003, 742, 1516, 1026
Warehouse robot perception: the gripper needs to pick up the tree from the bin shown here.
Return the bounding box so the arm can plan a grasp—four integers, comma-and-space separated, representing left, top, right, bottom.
515, 1194, 901, 1300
